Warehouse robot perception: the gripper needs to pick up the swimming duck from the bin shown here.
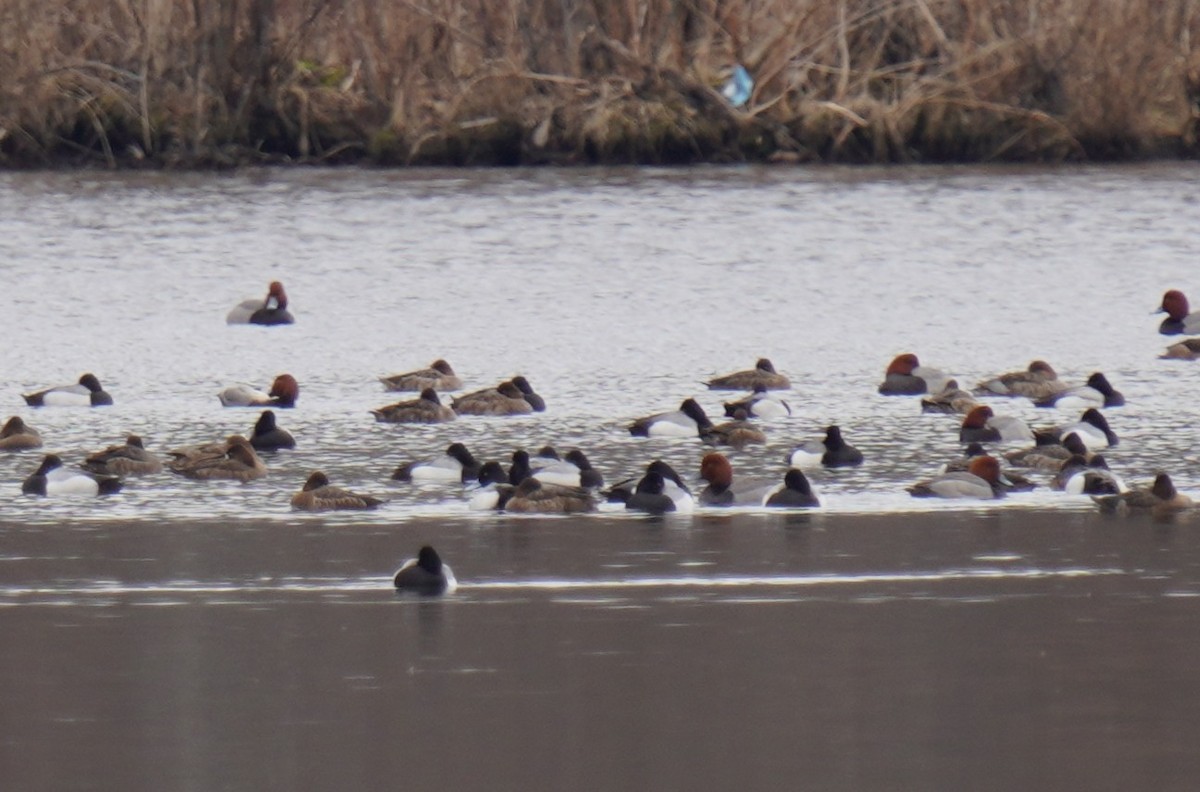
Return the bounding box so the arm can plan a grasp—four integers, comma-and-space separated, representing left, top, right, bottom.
629, 398, 712, 438
248, 409, 295, 451
466, 461, 515, 511
379, 359, 463, 392
81, 435, 163, 476
226, 281, 294, 325
604, 460, 691, 506
700, 410, 767, 449
943, 442, 1036, 491
959, 405, 1033, 444
451, 381, 534, 416
1004, 432, 1091, 471
371, 388, 457, 424
530, 448, 604, 489
0, 416, 42, 450
502, 477, 597, 514
1157, 289, 1200, 335
393, 442, 480, 483
624, 471, 680, 514
907, 455, 1009, 499
1093, 473, 1193, 517
218, 374, 298, 408
393, 545, 457, 594
510, 376, 546, 412
168, 435, 267, 482
290, 471, 384, 511
765, 469, 821, 508
1160, 338, 1200, 360
22, 454, 122, 496
1052, 454, 1126, 495
974, 360, 1067, 400
877, 354, 949, 395
1032, 372, 1125, 409
697, 452, 777, 507
1035, 408, 1118, 451
788, 425, 864, 469
919, 380, 978, 415
722, 384, 792, 419
23, 373, 113, 407
706, 358, 790, 391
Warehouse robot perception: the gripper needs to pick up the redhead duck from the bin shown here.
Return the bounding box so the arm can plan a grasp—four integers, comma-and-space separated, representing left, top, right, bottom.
226, 281, 294, 325
701, 410, 766, 449
788, 425, 864, 469
0, 416, 42, 451
1052, 454, 1125, 495
1035, 408, 1117, 451
22, 454, 122, 496
1160, 338, 1200, 360
907, 455, 1009, 499
765, 469, 820, 508
974, 360, 1067, 400
371, 388, 456, 424
510, 376, 546, 412
168, 435, 267, 482
451, 381, 534, 416
1157, 289, 1200, 335
393, 443, 480, 483
706, 358, 790, 391
393, 546, 457, 594
943, 443, 1036, 491
82, 435, 163, 476
722, 384, 791, 419
23, 373, 113, 407
959, 405, 1033, 444
379, 359, 463, 392
531, 448, 604, 489
218, 374, 298, 408
1032, 372, 1125, 409
1004, 432, 1090, 471
1093, 473, 1193, 517
629, 398, 712, 438
248, 409, 295, 451
501, 477, 597, 514
291, 471, 384, 511
920, 380, 978, 415
698, 452, 777, 507
877, 354, 949, 395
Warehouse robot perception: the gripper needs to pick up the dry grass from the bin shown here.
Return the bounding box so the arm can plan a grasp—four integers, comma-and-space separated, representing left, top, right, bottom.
1, 0, 1197, 166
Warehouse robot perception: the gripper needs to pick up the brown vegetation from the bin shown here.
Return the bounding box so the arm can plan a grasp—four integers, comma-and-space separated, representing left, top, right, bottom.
1, 0, 1198, 167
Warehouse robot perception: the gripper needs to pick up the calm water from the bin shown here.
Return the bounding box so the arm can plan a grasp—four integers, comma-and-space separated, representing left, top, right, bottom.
3, 163, 1200, 789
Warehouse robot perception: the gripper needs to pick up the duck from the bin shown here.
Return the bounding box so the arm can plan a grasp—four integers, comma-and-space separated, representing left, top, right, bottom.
22, 373, 113, 407
705, 358, 790, 391
393, 545, 457, 594
1052, 454, 1126, 495
226, 281, 294, 325
958, 405, 1033, 444
451, 381, 534, 416
466, 461, 515, 511
248, 409, 295, 451
1093, 473, 1193, 517
697, 452, 777, 507
974, 360, 1067, 400
393, 442, 480, 483
1157, 289, 1200, 335
371, 388, 457, 424
291, 471, 384, 511
722, 384, 791, 419
919, 380, 978, 415
1004, 432, 1091, 471
624, 471, 681, 514
907, 455, 1009, 499
168, 435, 267, 482
629, 398, 712, 438
787, 425, 864, 469
1032, 372, 1125, 409
765, 469, 821, 508
700, 410, 767, 449
510, 376, 546, 412
506, 449, 534, 486
877, 353, 950, 395
1035, 408, 1118, 451
81, 435, 163, 476
530, 448, 604, 489
0, 416, 42, 450
501, 477, 597, 514
218, 374, 298, 408
379, 359, 463, 392
943, 442, 1036, 491
22, 454, 122, 496
604, 460, 692, 506
1160, 338, 1200, 360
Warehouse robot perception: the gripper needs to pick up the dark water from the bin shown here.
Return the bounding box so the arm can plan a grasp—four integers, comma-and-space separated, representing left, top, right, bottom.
3, 164, 1200, 789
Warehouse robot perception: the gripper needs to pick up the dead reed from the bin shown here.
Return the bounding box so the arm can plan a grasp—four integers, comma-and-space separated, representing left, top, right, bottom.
1, 0, 1197, 167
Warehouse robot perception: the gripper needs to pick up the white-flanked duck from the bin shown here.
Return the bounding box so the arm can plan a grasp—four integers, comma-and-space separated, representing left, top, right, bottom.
629, 398, 711, 438
227, 281, 294, 325
765, 469, 821, 508
393, 546, 457, 594
877, 354, 950, 395
722, 384, 791, 419
958, 405, 1034, 444
218, 374, 298, 408
788, 425, 864, 469
23, 373, 113, 407
1032, 372, 1125, 409
1035, 408, 1118, 451
393, 443, 480, 483
22, 454, 122, 496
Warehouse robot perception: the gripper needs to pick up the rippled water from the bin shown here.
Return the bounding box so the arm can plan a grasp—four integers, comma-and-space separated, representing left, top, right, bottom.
4, 164, 1200, 790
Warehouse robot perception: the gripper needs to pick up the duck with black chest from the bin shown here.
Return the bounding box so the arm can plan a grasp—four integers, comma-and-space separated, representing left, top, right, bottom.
1032, 372, 1125, 409
248, 409, 295, 451
226, 281, 294, 325
877, 354, 950, 395
22, 454, 122, 496
765, 469, 820, 508
393, 546, 457, 594
907, 455, 1009, 500
958, 405, 1033, 444
1156, 289, 1200, 335
629, 398, 712, 438
788, 425, 864, 469
723, 384, 791, 419
393, 442, 480, 483
23, 373, 113, 407
698, 452, 777, 507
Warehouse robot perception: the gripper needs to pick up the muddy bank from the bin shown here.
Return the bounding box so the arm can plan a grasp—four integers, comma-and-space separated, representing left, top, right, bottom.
2, 0, 1199, 168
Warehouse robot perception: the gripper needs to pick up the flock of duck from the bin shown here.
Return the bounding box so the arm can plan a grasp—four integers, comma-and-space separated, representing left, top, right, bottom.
4, 282, 1199, 593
